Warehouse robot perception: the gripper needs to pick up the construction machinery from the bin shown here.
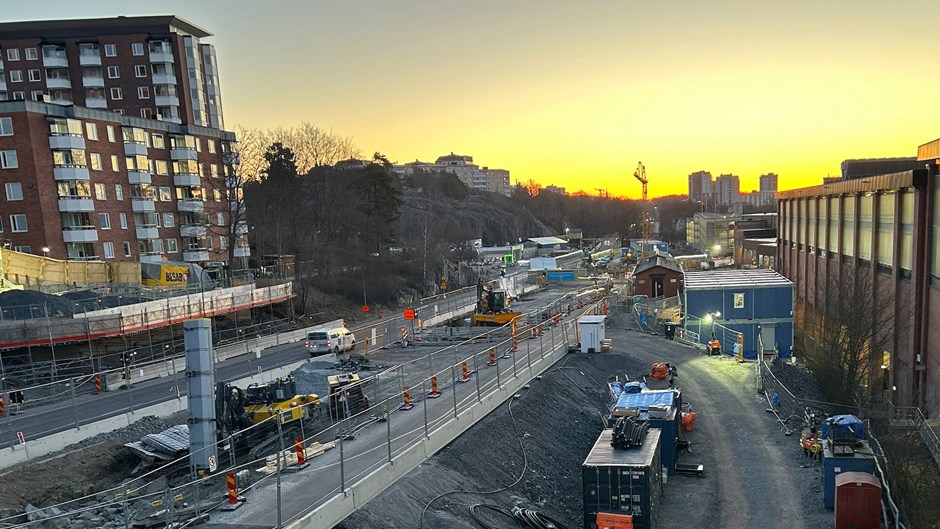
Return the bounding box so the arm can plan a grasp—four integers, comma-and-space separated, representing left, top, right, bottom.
470, 279, 522, 326
327, 373, 371, 420
633, 162, 651, 258
215, 375, 320, 460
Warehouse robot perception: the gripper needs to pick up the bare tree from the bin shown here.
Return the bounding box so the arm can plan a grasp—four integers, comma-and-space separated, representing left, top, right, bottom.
233, 122, 361, 176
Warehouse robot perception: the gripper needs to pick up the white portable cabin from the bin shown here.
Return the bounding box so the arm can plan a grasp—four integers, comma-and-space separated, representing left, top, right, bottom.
577, 315, 607, 353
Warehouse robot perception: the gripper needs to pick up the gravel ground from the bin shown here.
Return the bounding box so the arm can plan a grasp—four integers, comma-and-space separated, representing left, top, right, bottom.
340, 307, 834, 529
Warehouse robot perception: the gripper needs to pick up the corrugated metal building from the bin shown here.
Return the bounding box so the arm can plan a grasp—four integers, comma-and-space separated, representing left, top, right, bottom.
683, 269, 794, 358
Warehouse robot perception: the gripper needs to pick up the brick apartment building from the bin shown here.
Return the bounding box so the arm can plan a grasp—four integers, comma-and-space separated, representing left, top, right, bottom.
0, 16, 246, 264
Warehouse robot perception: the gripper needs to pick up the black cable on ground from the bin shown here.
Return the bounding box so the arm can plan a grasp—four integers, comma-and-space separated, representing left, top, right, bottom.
469, 504, 571, 529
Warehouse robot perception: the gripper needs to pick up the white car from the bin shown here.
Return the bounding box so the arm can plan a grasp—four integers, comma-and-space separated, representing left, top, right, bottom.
306, 327, 356, 357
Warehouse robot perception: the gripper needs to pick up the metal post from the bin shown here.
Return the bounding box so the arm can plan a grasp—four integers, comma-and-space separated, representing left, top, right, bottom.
339, 426, 346, 493
451, 363, 458, 418
550, 325, 556, 358
386, 400, 392, 463
539, 328, 545, 360
495, 352, 502, 389
70, 377, 79, 428
5, 392, 14, 448
276, 415, 284, 528
525, 330, 533, 378
422, 378, 429, 439
473, 354, 482, 402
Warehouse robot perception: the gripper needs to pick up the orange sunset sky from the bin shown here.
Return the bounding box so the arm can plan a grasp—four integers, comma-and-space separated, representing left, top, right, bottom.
9, 1, 940, 198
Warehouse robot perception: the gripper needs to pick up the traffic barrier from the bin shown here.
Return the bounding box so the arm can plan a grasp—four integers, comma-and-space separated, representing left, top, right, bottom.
94, 375, 101, 394
0, 395, 4, 417
221, 472, 243, 511
460, 361, 471, 383
401, 387, 414, 410
566, 304, 571, 316
487, 348, 497, 366
295, 438, 306, 466
400, 327, 407, 342
417, 319, 423, 331
530, 328, 537, 339
428, 376, 441, 398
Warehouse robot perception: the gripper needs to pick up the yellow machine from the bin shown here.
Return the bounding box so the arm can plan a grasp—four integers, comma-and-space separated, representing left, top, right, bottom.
327, 373, 371, 420
471, 279, 522, 326
216, 375, 320, 459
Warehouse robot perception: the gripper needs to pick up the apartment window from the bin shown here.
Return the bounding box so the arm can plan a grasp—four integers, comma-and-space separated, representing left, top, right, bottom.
131, 43, 144, 56
0, 150, 17, 169
159, 187, 172, 201
9, 214, 27, 232
140, 108, 152, 119
217, 212, 224, 226
137, 86, 150, 99
110, 87, 122, 100
208, 140, 216, 154
119, 212, 128, 229
84, 122, 98, 140
99, 213, 111, 230
154, 160, 168, 175
30, 91, 44, 101
110, 155, 120, 171
104, 44, 116, 57
123, 241, 131, 257
94, 183, 107, 200
25, 48, 37, 61
107, 66, 120, 79
134, 65, 147, 78
115, 184, 124, 201
153, 239, 164, 253
9, 70, 22, 83
6, 49, 19, 61
195, 138, 202, 152
103, 241, 115, 259
163, 212, 175, 227
27, 69, 40, 82
152, 134, 165, 149
14, 246, 30, 253
89, 153, 103, 171
5, 182, 23, 201
166, 238, 179, 253
12, 92, 24, 101
0, 117, 12, 136
207, 237, 213, 250
107, 125, 115, 142
220, 236, 228, 250
210, 164, 219, 177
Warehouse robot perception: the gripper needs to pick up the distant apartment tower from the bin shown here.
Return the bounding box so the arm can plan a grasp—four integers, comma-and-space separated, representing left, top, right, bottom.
393, 153, 512, 196
687, 170, 713, 202
0, 16, 224, 127
715, 174, 740, 206
759, 173, 778, 193
543, 185, 566, 195
0, 16, 245, 264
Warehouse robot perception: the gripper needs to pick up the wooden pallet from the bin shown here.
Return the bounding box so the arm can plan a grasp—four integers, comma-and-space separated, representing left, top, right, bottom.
258, 441, 336, 474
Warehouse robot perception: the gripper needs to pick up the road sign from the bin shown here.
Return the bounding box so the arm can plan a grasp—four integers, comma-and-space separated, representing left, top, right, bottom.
404, 308, 416, 320
16, 431, 24, 445
208, 455, 218, 472
361, 305, 369, 313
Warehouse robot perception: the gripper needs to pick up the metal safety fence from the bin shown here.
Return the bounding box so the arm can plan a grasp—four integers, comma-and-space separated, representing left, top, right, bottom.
0, 294, 609, 529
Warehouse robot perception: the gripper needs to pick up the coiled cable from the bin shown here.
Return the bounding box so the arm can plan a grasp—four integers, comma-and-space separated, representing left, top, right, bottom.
468, 503, 570, 529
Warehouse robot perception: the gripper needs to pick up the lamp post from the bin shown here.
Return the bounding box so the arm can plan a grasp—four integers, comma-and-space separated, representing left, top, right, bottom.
704, 311, 721, 355
41, 246, 50, 258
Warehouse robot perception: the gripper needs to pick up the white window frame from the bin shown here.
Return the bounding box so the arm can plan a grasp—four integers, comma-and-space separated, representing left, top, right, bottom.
106, 65, 120, 79
89, 153, 103, 171
163, 212, 175, 227
11, 92, 24, 101
119, 212, 128, 229
110, 155, 120, 171
0, 117, 12, 136
104, 44, 117, 57
134, 64, 147, 78
9, 70, 22, 83
159, 186, 172, 201
27, 69, 40, 82
5, 182, 23, 201
217, 212, 224, 226
131, 43, 144, 56
110, 87, 122, 100
25, 48, 37, 61
107, 125, 116, 142
103, 241, 115, 259
137, 86, 150, 99
220, 236, 228, 250
99, 212, 111, 230
0, 150, 18, 169
208, 140, 216, 154
123, 240, 132, 257
9, 214, 27, 232
94, 183, 107, 200
6, 49, 19, 61
85, 122, 98, 140
115, 184, 124, 201
141, 108, 152, 119
152, 133, 165, 149
30, 90, 44, 102
166, 238, 179, 253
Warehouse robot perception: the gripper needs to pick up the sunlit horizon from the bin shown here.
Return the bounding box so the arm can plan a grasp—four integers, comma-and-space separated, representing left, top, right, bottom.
6, 1, 940, 199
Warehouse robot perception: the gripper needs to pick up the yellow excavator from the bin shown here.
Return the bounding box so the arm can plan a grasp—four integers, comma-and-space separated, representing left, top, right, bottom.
471, 279, 522, 326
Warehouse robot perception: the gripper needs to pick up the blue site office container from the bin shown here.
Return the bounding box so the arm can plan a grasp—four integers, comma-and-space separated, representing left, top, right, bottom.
546, 271, 576, 281
822, 441, 876, 509
683, 269, 794, 358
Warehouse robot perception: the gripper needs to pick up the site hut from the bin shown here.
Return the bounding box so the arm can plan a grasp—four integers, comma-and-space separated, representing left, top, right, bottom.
631, 253, 683, 299
682, 268, 794, 359
577, 314, 607, 353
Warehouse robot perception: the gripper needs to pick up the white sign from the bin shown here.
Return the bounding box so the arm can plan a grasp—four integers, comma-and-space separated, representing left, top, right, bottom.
733, 293, 745, 309
208, 455, 218, 472
16, 431, 24, 445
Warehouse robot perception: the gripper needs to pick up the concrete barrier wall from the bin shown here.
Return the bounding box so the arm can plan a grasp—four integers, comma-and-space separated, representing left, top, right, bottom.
287, 322, 572, 529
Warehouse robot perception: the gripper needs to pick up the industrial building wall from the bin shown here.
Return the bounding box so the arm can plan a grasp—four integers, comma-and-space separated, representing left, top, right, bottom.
684, 284, 793, 357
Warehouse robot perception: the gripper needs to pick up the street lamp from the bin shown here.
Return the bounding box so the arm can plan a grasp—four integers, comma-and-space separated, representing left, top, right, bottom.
705, 311, 721, 354
41, 246, 50, 257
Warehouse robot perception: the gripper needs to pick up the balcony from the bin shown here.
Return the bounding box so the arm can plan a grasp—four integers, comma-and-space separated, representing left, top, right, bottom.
48, 135, 85, 150
46, 77, 71, 90
140, 253, 164, 263
58, 197, 95, 212
170, 148, 197, 161
0, 80, 6, 92
235, 223, 249, 235
173, 174, 200, 187
136, 227, 159, 240
177, 199, 204, 212
131, 198, 156, 212
85, 97, 107, 109
79, 55, 100, 67
62, 227, 98, 243
183, 249, 210, 262
42, 55, 68, 68
153, 95, 180, 108
152, 73, 177, 85
53, 167, 90, 181
124, 143, 148, 157
233, 246, 251, 258
127, 170, 151, 185
50, 94, 73, 106
180, 224, 207, 237
82, 75, 104, 87
149, 50, 174, 63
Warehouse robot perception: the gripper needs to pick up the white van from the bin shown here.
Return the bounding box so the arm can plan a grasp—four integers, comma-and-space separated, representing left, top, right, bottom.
306, 327, 356, 357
